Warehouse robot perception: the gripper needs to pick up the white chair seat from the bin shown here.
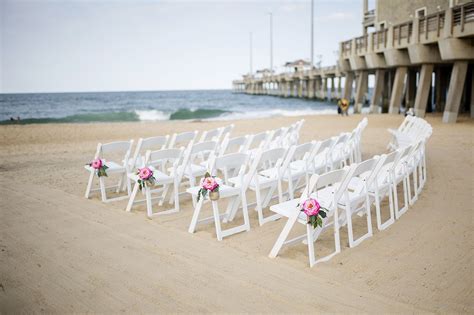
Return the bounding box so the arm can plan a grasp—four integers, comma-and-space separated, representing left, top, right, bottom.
269, 199, 307, 221
85, 160, 125, 173
229, 174, 276, 189
186, 184, 240, 198
127, 167, 174, 184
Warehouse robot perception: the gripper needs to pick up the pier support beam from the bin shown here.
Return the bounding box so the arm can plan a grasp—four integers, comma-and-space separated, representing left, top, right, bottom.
330, 77, 335, 101
405, 69, 417, 110
297, 80, 303, 98
337, 77, 342, 100
389, 67, 407, 114
343, 72, 354, 101
354, 71, 368, 113
414, 64, 434, 117
321, 78, 327, 100
370, 69, 385, 113
443, 61, 468, 123
307, 79, 315, 98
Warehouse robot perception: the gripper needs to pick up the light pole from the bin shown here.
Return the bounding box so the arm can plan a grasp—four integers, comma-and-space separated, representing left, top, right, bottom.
269, 12, 273, 72
249, 32, 253, 75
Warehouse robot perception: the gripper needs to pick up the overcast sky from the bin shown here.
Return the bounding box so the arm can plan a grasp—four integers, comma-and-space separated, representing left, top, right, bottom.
1, 0, 367, 93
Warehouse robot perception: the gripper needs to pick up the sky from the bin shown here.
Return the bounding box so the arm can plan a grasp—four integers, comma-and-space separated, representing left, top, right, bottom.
1, 0, 367, 93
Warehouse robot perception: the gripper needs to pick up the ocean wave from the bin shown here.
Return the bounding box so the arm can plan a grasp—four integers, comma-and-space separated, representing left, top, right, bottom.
0, 106, 353, 125
169, 108, 230, 120
135, 110, 170, 121
0, 111, 139, 125
205, 108, 339, 121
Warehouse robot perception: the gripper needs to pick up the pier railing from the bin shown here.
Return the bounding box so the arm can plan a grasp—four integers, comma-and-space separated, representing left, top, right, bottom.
452, 2, 474, 34
418, 11, 445, 42
393, 21, 413, 46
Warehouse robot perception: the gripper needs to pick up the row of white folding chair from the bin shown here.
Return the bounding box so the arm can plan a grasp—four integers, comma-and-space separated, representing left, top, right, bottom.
387, 116, 432, 151
268, 153, 397, 267
125, 139, 218, 217
131, 124, 234, 170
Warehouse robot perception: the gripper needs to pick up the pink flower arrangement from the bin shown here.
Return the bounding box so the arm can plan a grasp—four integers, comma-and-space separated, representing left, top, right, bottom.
299, 197, 328, 229
137, 167, 155, 190
201, 176, 219, 191
88, 158, 108, 177
197, 172, 220, 202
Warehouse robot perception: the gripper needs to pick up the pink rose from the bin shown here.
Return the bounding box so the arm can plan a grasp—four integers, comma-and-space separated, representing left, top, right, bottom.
138, 167, 153, 180
302, 198, 320, 217
201, 176, 218, 191
91, 158, 103, 169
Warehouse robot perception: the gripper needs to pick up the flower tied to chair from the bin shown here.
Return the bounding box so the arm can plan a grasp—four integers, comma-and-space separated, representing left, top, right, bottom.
88, 158, 108, 177
137, 167, 155, 190
197, 172, 220, 202
298, 197, 328, 229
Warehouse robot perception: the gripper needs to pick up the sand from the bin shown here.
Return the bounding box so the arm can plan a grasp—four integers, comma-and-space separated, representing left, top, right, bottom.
0, 114, 473, 313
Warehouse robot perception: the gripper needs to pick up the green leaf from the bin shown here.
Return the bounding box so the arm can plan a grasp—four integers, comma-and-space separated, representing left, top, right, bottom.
204, 172, 211, 178
319, 210, 327, 218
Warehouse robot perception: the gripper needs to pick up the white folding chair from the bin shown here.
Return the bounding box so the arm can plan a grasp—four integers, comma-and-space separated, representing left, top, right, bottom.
181, 141, 218, 188
339, 155, 386, 247
126, 147, 185, 217
131, 135, 169, 169
187, 152, 251, 241
391, 145, 413, 220
230, 147, 290, 226
85, 140, 133, 203
168, 130, 198, 149
269, 165, 357, 267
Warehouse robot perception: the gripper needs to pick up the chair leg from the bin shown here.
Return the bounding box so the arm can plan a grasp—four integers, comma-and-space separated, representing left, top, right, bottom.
145, 187, 153, 218
125, 182, 140, 212
306, 224, 316, 267
85, 171, 95, 198
99, 177, 107, 202
173, 180, 180, 212
269, 211, 299, 258
188, 199, 204, 233
241, 191, 251, 232
212, 201, 223, 241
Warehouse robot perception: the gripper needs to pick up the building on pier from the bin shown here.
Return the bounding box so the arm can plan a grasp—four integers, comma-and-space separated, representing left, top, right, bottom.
232, 0, 474, 123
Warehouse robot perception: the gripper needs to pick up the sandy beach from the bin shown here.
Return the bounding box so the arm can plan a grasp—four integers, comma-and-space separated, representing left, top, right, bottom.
0, 114, 473, 313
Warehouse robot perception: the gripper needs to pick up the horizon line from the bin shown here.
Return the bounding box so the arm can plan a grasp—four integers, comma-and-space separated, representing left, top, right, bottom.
0, 87, 233, 95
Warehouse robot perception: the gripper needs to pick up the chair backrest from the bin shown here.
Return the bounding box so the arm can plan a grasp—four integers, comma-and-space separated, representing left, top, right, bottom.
96, 140, 134, 170
247, 131, 271, 150
199, 127, 223, 143
132, 135, 169, 168
145, 148, 183, 169
220, 124, 234, 139
258, 147, 287, 170
168, 131, 198, 149
303, 165, 356, 213
99, 140, 133, 155
210, 152, 249, 180
349, 155, 386, 194
219, 134, 249, 156
292, 141, 315, 162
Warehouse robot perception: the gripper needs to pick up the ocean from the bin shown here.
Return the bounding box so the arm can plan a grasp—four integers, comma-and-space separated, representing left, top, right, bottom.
0, 90, 342, 124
